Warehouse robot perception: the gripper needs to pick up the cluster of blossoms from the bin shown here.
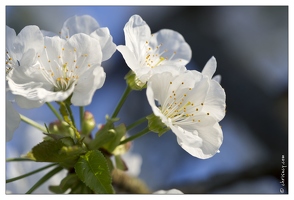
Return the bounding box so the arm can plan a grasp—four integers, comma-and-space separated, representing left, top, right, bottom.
6, 14, 226, 194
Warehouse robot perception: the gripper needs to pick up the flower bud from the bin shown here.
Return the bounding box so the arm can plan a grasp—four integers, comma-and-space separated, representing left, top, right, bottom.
81, 111, 96, 135
48, 120, 75, 138
112, 135, 131, 155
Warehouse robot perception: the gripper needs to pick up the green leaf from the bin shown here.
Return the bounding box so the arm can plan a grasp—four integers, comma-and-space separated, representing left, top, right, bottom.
32, 137, 86, 166
49, 185, 65, 194
74, 150, 114, 194
70, 181, 93, 194
49, 173, 90, 194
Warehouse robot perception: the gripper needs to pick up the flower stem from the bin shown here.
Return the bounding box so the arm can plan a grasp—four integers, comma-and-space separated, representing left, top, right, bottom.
6, 163, 57, 183
6, 158, 35, 162
20, 114, 47, 133
79, 106, 84, 128
111, 85, 132, 119
119, 127, 150, 145
65, 103, 76, 128
126, 116, 148, 131
25, 165, 63, 194
46, 102, 63, 121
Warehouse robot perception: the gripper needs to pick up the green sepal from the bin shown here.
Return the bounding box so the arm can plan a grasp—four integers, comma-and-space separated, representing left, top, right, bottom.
74, 150, 115, 194
115, 155, 128, 171
32, 137, 86, 167
147, 113, 170, 136
102, 123, 126, 153
88, 115, 119, 150
124, 70, 146, 91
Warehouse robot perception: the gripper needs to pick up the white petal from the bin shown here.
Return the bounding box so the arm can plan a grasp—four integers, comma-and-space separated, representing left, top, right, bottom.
6, 99, 21, 142
71, 66, 106, 106
195, 123, 223, 159
15, 95, 44, 109
146, 65, 187, 81
131, 62, 187, 84
147, 72, 174, 106
202, 56, 217, 79
150, 29, 192, 65
66, 33, 102, 64
60, 15, 100, 39
212, 74, 221, 83
202, 80, 226, 121
41, 30, 57, 37
154, 189, 183, 194
6, 25, 44, 63
6, 26, 16, 49
146, 82, 165, 117
14, 25, 44, 56
117, 45, 140, 72
8, 78, 74, 105
90, 27, 116, 62
173, 122, 223, 159
123, 15, 151, 54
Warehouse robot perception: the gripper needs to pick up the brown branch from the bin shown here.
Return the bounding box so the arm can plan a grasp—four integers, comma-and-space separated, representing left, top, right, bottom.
111, 169, 151, 194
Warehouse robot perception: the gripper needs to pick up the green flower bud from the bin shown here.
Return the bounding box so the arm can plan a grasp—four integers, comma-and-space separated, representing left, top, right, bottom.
81, 111, 96, 135
48, 120, 75, 139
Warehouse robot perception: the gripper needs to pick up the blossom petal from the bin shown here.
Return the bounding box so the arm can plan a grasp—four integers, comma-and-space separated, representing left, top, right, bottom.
150, 29, 192, 65
6, 26, 17, 50
212, 74, 221, 83
195, 123, 223, 158
202, 80, 226, 121
9, 79, 74, 106
90, 27, 116, 62
116, 45, 140, 72
6, 99, 21, 142
15, 95, 44, 109
154, 189, 183, 194
6, 25, 43, 67
123, 14, 151, 55
60, 15, 100, 39
71, 66, 106, 106
65, 33, 103, 65
201, 56, 217, 79
173, 122, 223, 159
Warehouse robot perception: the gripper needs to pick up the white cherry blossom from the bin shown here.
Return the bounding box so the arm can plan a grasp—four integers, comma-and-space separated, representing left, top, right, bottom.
5, 25, 44, 138
6, 16, 116, 108
154, 188, 183, 194
42, 15, 116, 62
117, 14, 191, 84
146, 57, 226, 159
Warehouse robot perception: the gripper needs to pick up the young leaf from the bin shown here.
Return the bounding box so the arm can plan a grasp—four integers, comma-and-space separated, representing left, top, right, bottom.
32, 137, 86, 166
49, 173, 92, 194
74, 150, 115, 194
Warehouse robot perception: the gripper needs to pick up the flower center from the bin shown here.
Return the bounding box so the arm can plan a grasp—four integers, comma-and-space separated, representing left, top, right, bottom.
160, 82, 208, 125
36, 46, 91, 92
141, 40, 177, 69
5, 50, 18, 76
